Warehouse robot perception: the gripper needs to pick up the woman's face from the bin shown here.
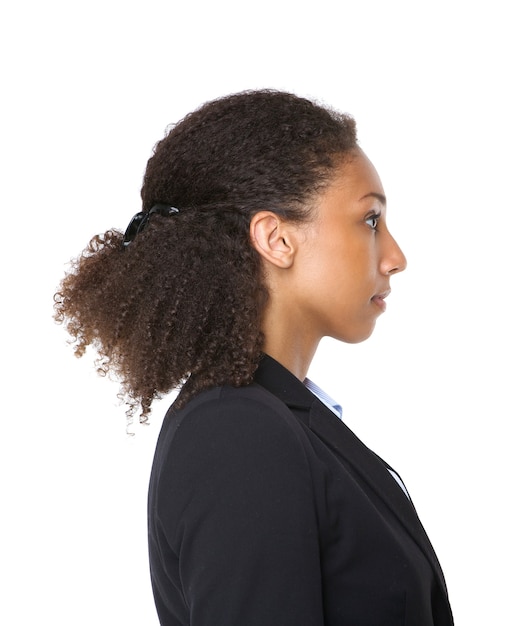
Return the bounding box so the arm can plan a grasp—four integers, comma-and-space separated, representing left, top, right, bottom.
292, 149, 407, 345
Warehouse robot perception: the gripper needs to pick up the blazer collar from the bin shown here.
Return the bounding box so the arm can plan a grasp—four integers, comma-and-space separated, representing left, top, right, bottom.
254, 354, 316, 416
253, 354, 449, 594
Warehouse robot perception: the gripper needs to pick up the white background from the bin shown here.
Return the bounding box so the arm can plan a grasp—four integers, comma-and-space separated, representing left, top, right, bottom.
1, 1, 517, 624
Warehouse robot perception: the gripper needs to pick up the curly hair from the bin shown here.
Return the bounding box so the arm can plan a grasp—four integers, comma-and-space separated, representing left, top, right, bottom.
54, 89, 358, 424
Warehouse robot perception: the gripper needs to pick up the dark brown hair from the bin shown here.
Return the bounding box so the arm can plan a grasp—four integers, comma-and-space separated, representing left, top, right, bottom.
54, 89, 357, 424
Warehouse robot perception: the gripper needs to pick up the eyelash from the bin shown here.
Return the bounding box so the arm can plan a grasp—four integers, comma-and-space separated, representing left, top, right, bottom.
365, 212, 381, 231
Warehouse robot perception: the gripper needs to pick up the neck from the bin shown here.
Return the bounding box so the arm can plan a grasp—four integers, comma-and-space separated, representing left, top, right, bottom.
261, 304, 321, 381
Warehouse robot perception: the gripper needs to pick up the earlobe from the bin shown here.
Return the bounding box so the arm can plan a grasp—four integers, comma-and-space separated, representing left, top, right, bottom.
250, 211, 295, 269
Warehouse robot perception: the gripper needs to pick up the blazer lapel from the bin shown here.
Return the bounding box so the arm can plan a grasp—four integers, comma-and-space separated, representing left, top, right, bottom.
307, 399, 448, 592
254, 354, 449, 594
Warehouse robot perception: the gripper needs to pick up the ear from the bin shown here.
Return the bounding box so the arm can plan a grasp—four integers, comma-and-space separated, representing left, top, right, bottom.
249, 211, 296, 269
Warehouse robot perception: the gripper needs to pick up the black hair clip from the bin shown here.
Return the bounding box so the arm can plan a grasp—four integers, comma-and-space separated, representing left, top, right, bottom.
122, 204, 180, 248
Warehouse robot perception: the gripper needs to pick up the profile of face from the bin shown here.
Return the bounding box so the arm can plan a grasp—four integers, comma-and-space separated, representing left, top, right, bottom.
296, 149, 407, 344
252, 149, 407, 352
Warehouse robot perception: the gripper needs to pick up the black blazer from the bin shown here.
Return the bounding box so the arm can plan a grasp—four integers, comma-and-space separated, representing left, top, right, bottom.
148, 355, 454, 625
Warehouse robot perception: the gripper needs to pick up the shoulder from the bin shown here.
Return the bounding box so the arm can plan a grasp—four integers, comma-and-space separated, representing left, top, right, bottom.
167, 383, 302, 444
151, 384, 319, 529
153, 383, 314, 490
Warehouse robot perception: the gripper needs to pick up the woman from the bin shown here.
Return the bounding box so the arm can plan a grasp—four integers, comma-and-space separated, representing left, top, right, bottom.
54, 90, 454, 625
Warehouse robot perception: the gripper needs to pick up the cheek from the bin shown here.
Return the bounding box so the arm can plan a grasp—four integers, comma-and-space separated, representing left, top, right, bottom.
338, 250, 378, 294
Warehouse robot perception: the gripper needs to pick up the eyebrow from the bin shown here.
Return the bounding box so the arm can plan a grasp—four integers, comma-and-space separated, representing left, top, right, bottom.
360, 192, 387, 206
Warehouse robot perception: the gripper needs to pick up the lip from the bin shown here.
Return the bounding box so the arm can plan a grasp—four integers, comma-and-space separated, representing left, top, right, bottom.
371, 289, 391, 312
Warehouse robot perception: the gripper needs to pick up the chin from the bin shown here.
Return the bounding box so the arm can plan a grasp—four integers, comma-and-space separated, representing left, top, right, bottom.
330, 324, 377, 345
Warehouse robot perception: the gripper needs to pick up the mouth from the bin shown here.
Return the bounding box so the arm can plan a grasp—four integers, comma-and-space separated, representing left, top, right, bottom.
371, 289, 391, 312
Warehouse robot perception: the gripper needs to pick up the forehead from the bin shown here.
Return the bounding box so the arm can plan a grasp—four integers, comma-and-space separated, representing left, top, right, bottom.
310, 149, 385, 221
331, 149, 385, 199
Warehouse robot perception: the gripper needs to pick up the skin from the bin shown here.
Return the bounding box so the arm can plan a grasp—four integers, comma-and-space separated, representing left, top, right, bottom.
250, 149, 407, 380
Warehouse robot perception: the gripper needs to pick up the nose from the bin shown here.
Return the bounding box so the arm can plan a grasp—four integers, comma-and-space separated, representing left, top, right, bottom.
381, 232, 407, 276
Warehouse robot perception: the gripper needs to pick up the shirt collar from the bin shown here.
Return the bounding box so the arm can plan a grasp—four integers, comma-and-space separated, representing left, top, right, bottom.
303, 378, 343, 420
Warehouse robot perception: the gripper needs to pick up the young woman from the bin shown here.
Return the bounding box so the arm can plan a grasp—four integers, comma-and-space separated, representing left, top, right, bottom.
54, 90, 454, 625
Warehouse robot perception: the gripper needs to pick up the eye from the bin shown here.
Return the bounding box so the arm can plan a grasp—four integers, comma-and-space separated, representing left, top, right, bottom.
365, 212, 381, 231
